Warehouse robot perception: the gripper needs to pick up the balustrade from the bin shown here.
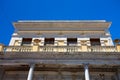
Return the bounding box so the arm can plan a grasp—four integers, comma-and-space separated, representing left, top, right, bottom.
88, 46, 116, 52
3, 46, 32, 52
39, 46, 80, 52
1, 45, 119, 52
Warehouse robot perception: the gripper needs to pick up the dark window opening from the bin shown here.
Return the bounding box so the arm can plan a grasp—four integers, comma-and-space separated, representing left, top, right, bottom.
21, 38, 32, 46
67, 38, 77, 46
90, 38, 101, 46
44, 38, 54, 45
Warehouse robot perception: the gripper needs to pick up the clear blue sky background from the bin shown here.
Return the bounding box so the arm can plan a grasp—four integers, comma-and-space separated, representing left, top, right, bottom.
0, 0, 120, 45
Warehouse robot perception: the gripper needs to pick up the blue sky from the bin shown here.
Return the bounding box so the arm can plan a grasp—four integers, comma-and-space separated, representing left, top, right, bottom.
0, 0, 120, 45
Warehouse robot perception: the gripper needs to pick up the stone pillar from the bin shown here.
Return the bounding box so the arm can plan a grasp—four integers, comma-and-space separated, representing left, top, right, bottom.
116, 44, 120, 52
116, 69, 120, 80
0, 67, 5, 80
84, 64, 90, 80
0, 44, 4, 52
72, 74, 77, 80
57, 71, 62, 80
81, 45, 88, 52
32, 45, 39, 52
27, 64, 35, 80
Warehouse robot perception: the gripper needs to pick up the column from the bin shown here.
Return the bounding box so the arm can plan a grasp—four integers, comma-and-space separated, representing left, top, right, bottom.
27, 64, 35, 80
58, 71, 62, 80
0, 67, 5, 80
81, 45, 88, 52
116, 69, 120, 80
116, 44, 120, 52
32, 45, 39, 52
0, 44, 4, 52
72, 74, 77, 80
84, 64, 90, 80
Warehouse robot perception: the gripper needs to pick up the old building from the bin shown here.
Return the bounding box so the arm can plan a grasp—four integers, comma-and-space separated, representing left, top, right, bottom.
0, 20, 120, 80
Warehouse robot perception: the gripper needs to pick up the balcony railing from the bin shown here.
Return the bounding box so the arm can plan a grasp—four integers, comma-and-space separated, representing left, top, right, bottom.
0, 45, 120, 61
1, 45, 119, 52
88, 46, 117, 52
39, 46, 80, 52
4, 46, 32, 52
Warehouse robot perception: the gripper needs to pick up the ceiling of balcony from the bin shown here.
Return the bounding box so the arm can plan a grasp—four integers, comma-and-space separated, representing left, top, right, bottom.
13, 21, 111, 31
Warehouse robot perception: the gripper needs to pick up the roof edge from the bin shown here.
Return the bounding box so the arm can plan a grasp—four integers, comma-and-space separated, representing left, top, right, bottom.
17, 20, 107, 22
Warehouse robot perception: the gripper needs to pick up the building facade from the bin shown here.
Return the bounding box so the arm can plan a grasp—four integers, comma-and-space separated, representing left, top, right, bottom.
0, 20, 120, 80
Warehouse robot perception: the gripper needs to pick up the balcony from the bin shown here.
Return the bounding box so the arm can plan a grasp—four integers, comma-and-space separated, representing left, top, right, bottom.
1, 45, 118, 52
0, 45, 120, 65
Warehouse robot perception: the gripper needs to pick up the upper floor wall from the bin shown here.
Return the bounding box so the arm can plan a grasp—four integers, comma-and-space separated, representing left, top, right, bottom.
9, 20, 113, 46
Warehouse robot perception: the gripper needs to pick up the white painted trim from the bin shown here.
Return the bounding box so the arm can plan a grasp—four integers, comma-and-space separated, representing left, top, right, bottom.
18, 20, 106, 22
9, 36, 22, 46
100, 37, 114, 46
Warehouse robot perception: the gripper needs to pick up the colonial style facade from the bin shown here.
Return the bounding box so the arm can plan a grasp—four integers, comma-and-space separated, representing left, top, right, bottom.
0, 20, 120, 80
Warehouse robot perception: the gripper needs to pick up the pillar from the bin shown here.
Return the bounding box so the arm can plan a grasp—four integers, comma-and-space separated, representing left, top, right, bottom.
27, 64, 35, 80
0, 67, 5, 80
58, 71, 62, 80
72, 74, 77, 80
0, 44, 4, 52
116, 44, 120, 52
32, 45, 39, 52
81, 45, 88, 52
84, 64, 90, 80
116, 69, 120, 80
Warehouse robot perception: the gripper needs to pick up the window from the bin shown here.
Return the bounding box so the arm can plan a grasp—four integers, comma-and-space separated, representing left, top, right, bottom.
21, 38, 32, 46
44, 38, 54, 45
67, 38, 77, 46
90, 38, 101, 46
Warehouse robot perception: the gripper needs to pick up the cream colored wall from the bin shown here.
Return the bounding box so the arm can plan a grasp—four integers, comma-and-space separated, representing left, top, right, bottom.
9, 32, 113, 47
9, 37, 114, 46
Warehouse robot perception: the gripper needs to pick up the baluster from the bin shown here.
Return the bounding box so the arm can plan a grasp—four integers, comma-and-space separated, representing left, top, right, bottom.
99, 46, 101, 52
72, 47, 73, 52
43, 47, 45, 52
70, 47, 71, 52
73, 47, 74, 52
22, 47, 24, 52
44, 47, 46, 52
74, 47, 76, 52
26, 47, 27, 52
104, 46, 106, 52
51, 46, 53, 52
68, 47, 69, 52
49, 47, 50, 52
47, 47, 49, 52
109, 46, 111, 52
47, 47, 48, 52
